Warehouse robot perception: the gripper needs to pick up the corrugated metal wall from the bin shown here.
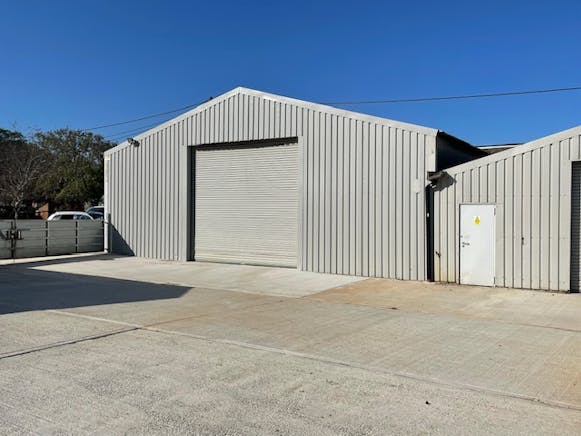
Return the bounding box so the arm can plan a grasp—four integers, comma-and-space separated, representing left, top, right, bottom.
105, 126, 182, 260
433, 127, 581, 292
298, 112, 434, 279
105, 88, 439, 280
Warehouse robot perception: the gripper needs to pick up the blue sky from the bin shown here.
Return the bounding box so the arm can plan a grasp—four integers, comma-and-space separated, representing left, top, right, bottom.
1, 0, 580, 145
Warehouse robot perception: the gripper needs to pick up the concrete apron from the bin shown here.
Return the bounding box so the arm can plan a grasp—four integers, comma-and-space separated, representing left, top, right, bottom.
17, 254, 366, 298
2, 254, 581, 419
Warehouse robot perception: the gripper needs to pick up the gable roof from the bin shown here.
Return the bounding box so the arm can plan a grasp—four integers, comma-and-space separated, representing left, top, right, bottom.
105, 87, 450, 156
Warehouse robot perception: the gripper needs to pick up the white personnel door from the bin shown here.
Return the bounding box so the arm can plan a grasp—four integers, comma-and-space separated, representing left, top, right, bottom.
460, 204, 495, 286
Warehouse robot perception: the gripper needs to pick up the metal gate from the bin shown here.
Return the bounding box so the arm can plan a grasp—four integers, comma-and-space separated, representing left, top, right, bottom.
0, 220, 104, 259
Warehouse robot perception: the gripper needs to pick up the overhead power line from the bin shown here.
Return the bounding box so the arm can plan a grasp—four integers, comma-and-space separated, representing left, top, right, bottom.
84, 97, 212, 131
85, 104, 196, 130
321, 85, 581, 105
85, 85, 581, 136
104, 119, 174, 141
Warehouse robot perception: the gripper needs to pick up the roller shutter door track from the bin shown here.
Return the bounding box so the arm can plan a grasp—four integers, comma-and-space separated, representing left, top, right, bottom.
571, 162, 581, 291
194, 142, 299, 267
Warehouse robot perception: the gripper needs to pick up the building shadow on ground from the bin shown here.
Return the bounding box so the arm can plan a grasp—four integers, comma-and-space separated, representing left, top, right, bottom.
0, 257, 190, 315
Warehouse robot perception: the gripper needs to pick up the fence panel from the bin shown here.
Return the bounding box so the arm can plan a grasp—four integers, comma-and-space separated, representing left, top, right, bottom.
47, 221, 78, 256
0, 220, 12, 259
77, 221, 105, 253
14, 220, 47, 258
0, 220, 104, 259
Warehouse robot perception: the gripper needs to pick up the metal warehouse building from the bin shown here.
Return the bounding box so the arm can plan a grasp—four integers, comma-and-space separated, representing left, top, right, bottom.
432, 125, 581, 292
104, 87, 484, 281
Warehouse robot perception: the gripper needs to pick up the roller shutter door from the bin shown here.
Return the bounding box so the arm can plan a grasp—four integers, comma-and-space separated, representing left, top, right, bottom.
571, 162, 581, 291
194, 142, 298, 267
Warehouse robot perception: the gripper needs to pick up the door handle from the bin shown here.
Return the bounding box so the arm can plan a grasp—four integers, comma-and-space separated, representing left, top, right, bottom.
461, 242, 470, 247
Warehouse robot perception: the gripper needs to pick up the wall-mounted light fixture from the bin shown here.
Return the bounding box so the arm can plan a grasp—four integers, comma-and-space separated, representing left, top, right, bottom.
128, 138, 140, 147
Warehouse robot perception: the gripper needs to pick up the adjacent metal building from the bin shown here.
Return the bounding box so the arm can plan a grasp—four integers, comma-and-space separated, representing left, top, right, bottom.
432, 125, 581, 292
104, 87, 484, 280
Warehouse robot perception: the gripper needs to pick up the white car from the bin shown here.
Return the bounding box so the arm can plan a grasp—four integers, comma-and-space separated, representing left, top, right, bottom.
47, 211, 94, 221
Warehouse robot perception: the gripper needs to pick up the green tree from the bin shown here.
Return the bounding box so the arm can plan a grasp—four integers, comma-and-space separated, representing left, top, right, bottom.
34, 129, 115, 210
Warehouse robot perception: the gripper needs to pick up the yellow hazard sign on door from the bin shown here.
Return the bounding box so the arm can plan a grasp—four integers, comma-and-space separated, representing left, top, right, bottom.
474, 216, 481, 225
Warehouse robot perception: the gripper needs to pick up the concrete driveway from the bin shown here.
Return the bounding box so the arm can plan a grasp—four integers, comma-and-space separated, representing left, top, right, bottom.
1, 254, 580, 435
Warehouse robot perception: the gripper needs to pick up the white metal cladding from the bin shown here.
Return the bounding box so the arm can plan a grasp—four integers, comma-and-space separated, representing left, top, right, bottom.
432, 126, 581, 292
571, 162, 581, 291
194, 143, 299, 267
298, 117, 433, 279
105, 126, 182, 260
105, 87, 439, 279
